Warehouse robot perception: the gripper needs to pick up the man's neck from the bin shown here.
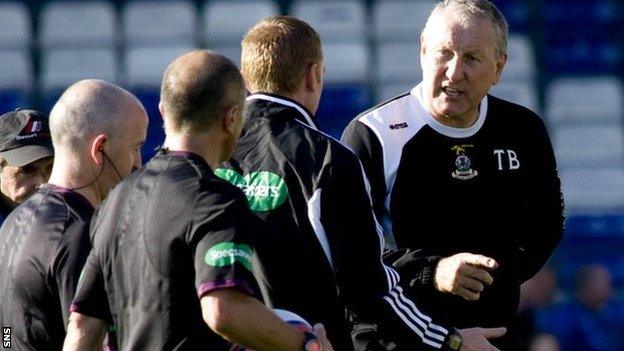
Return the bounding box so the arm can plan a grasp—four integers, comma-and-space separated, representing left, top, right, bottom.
48, 158, 101, 208
163, 131, 222, 169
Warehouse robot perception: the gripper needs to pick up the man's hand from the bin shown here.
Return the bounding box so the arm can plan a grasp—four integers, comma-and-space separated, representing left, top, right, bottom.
313, 323, 334, 351
459, 327, 506, 351
434, 253, 498, 300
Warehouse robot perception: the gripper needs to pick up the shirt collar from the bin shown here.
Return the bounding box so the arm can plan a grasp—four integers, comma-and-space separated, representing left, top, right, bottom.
246, 93, 318, 130
411, 83, 488, 139
41, 183, 95, 214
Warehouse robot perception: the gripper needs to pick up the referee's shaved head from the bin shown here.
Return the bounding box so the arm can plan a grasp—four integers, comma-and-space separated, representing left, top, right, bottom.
160, 50, 245, 133
50, 79, 146, 153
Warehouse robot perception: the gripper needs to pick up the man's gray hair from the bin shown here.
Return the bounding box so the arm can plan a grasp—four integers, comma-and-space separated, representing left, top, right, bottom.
425, 0, 509, 56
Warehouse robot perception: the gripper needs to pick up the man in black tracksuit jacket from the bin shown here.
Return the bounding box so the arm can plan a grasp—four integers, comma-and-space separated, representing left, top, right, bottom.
216, 16, 506, 351
342, 1, 565, 350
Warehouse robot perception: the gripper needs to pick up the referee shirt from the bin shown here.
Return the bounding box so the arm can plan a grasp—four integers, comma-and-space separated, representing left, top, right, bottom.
71, 150, 261, 350
0, 184, 94, 350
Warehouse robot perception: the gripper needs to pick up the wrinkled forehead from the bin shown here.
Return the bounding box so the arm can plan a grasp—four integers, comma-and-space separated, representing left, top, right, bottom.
423, 10, 497, 54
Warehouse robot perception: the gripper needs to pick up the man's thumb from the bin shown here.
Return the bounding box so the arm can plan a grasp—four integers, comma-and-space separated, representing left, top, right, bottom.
482, 327, 507, 339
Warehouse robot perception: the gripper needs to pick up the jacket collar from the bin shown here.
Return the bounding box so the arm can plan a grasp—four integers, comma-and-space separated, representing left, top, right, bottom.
246, 93, 318, 130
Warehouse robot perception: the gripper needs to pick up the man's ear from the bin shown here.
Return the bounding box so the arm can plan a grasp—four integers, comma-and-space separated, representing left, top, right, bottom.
305, 63, 322, 92
90, 134, 107, 165
492, 53, 508, 85
158, 101, 165, 120
222, 104, 240, 134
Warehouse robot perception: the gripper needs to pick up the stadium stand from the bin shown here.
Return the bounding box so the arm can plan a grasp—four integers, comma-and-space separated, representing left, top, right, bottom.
1, 2, 623, 319
203, 0, 279, 67
0, 2, 32, 111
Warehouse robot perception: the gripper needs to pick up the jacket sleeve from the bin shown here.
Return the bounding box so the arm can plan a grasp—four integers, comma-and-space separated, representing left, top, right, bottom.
341, 120, 440, 289
517, 117, 565, 283
320, 145, 450, 349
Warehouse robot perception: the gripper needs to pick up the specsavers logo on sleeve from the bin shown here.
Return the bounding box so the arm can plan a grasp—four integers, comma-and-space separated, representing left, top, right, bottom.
205, 242, 253, 271
214, 169, 289, 212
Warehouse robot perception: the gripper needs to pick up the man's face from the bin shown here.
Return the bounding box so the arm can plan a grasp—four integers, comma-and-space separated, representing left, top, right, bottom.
0, 156, 53, 203
100, 109, 148, 194
420, 10, 506, 127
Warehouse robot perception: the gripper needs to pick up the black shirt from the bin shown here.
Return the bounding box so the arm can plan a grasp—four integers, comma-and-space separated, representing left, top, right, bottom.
218, 93, 451, 351
72, 151, 261, 351
0, 184, 94, 350
342, 84, 565, 349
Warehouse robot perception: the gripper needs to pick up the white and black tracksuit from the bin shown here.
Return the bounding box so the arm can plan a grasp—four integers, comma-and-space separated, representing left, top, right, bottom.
217, 93, 452, 350
341, 84, 565, 350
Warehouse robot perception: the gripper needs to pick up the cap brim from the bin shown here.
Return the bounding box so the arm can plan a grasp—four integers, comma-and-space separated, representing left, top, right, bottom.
1, 144, 54, 167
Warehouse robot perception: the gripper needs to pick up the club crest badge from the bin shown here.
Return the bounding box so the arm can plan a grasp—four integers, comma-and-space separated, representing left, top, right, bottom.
451, 145, 478, 180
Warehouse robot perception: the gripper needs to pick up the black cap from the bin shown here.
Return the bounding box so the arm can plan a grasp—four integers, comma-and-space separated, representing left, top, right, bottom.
0, 109, 54, 167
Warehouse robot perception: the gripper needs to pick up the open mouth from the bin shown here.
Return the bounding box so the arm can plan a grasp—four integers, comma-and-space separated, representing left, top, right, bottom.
441, 86, 463, 98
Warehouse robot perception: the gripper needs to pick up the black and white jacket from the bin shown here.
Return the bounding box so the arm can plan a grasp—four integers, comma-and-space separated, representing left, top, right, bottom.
218, 93, 451, 350
342, 84, 565, 349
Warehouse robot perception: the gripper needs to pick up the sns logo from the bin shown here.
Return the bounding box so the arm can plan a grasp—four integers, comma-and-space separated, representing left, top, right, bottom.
215, 169, 289, 212
205, 242, 253, 272
3, 327, 10, 348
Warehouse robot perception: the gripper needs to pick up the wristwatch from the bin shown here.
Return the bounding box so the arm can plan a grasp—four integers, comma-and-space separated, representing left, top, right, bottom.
302, 331, 321, 351
445, 328, 463, 351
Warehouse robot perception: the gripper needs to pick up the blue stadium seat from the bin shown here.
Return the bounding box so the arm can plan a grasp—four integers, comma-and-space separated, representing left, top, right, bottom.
491, 0, 530, 32
0, 91, 30, 113
540, 0, 618, 28
544, 29, 620, 75
133, 90, 165, 162
316, 84, 372, 139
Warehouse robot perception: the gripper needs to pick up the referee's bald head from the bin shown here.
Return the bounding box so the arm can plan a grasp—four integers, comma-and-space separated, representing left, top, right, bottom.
160, 50, 245, 134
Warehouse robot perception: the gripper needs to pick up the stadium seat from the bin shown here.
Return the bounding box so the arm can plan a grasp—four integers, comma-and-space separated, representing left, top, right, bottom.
124, 0, 196, 46
546, 77, 624, 125
504, 34, 536, 80
323, 43, 369, 84
372, 0, 436, 41
559, 167, 624, 212
0, 50, 32, 112
377, 82, 414, 103
553, 124, 624, 168
41, 48, 117, 91
40, 1, 116, 48
291, 0, 366, 43
316, 85, 372, 139
492, 0, 530, 32
0, 2, 31, 50
376, 42, 421, 83
543, 29, 619, 75
125, 46, 194, 88
490, 80, 539, 113
541, 0, 618, 28
203, 0, 279, 46
0, 50, 32, 92
208, 45, 242, 68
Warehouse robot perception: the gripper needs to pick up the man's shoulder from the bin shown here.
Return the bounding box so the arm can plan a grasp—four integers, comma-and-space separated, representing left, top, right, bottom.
487, 94, 544, 126
354, 91, 414, 124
